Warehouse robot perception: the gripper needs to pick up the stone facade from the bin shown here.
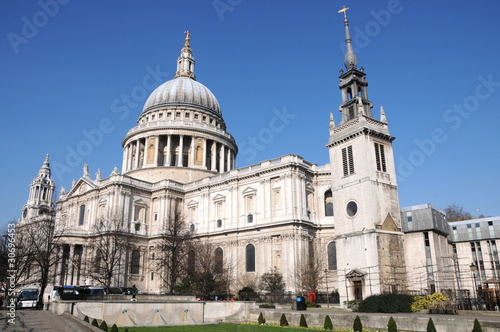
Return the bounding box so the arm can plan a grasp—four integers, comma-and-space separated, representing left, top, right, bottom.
16, 18, 500, 308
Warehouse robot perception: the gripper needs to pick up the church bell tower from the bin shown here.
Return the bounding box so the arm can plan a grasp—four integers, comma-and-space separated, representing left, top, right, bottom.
20, 154, 56, 224
327, 7, 406, 303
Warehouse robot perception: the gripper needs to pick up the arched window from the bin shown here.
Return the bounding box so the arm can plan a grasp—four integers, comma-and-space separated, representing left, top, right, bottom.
215, 247, 223, 273
246, 244, 255, 272
130, 250, 140, 274
324, 190, 333, 217
327, 241, 337, 270
94, 249, 102, 273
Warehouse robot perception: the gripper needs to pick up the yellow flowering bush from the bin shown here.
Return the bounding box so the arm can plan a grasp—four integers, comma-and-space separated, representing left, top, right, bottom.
411, 293, 449, 312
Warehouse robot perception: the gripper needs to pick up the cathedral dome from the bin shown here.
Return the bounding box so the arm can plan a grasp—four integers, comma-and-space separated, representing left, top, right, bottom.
143, 77, 221, 116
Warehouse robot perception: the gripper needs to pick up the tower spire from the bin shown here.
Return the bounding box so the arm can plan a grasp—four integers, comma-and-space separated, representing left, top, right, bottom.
338, 6, 357, 71
174, 30, 196, 80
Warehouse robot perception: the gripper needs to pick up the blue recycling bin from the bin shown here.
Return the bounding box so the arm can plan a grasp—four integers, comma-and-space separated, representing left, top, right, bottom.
296, 296, 307, 310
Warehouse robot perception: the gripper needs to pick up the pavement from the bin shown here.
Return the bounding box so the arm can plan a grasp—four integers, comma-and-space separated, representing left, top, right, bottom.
0, 309, 90, 332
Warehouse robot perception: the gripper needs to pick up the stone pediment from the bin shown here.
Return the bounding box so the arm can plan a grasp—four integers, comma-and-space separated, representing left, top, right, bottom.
187, 200, 198, 208
242, 186, 256, 197
376, 213, 400, 232
346, 269, 365, 279
67, 177, 97, 196
133, 198, 148, 207
212, 194, 226, 202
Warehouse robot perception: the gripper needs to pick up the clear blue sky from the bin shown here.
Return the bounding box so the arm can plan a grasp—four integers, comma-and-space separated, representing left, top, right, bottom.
1, 0, 499, 226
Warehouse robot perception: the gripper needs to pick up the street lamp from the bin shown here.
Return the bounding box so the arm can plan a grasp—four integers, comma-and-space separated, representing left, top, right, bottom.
470, 262, 478, 309
324, 269, 330, 308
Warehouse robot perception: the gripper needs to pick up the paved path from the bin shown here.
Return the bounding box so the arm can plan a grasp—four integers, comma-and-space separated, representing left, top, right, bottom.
0, 309, 89, 332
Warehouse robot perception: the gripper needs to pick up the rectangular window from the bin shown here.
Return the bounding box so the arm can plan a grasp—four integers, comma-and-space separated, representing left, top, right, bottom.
79, 205, 85, 226
176, 112, 181, 118
406, 211, 412, 222
167, 112, 171, 118
374, 143, 387, 172
468, 224, 473, 240
476, 223, 482, 239
185, 113, 190, 118
342, 145, 355, 176
159, 113, 163, 119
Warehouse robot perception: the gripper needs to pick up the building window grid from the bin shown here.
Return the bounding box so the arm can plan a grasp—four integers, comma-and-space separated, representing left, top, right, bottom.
406, 211, 412, 222
374, 142, 387, 172
489, 222, 495, 238
467, 224, 473, 240
471, 242, 486, 283
486, 241, 498, 280
475, 223, 481, 239
491, 240, 500, 280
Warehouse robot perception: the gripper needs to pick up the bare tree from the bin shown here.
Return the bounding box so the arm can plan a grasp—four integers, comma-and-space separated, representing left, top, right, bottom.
88, 213, 133, 293
293, 240, 325, 295
153, 212, 193, 294
188, 240, 232, 300
445, 204, 473, 222
15, 217, 63, 308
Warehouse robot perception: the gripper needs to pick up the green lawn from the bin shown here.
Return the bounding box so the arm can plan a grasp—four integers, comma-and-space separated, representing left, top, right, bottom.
117, 323, 382, 332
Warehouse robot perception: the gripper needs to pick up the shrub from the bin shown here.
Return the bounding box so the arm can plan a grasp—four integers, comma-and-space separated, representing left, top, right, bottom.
426, 317, 436, 332
344, 299, 361, 312
472, 319, 483, 332
280, 313, 288, 327
388, 316, 397, 332
323, 315, 333, 330
83, 315, 89, 323
299, 314, 307, 328
99, 320, 108, 331
91, 319, 99, 327
259, 303, 275, 308
411, 292, 449, 312
359, 293, 413, 313
258, 312, 265, 325
110, 324, 119, 332
353, 315, 362, 332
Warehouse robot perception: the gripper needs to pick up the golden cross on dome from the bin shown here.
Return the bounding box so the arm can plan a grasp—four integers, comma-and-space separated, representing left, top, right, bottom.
184, 30, 191, 47
338, 6, 349, 21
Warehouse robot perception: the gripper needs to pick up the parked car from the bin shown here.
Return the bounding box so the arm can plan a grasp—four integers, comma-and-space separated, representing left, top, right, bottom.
109, 287, 124, 295
89, 287, 106, 295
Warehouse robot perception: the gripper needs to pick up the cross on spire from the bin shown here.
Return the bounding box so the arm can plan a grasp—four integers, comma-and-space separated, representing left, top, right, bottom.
184, 30, 191, 47
338, 6, 349, 22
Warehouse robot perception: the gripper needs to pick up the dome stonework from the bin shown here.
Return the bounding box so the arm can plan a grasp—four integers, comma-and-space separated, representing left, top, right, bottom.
142, 77, 221, 117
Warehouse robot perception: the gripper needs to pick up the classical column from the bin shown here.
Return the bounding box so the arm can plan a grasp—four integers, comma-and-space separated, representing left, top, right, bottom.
142, 138, 148, 168
177, 135, 184, 167
202, 139, 207, 169
165, 135, 171, 166
68, 245, 75, 285
121, 145, 127, 173
190, 137, 195, 167
211, 142, 217, 171
153, 136, 159, 166
226, 149, 231, 171
220, 145, 225, 173
134, 140, 140, 169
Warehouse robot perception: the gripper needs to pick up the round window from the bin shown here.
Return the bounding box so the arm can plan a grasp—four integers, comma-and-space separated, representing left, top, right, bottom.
346, 201, 358, 217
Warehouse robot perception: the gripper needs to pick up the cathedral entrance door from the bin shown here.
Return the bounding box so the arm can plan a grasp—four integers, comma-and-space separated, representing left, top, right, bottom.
353, 281, 363, 301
